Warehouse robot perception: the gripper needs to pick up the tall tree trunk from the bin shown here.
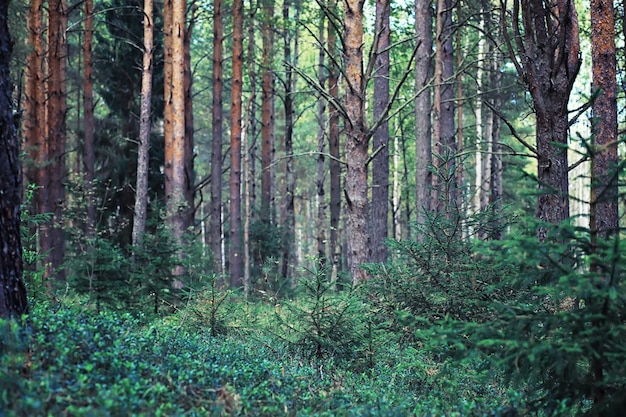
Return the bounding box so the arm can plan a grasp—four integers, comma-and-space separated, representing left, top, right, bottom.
369, 0, 390, 263
327, 0, 341, 281
132, 0, 154, 248
433, 0, 456, 213
83, 0, 96, 238
590, 0, 618, 406
165, 0, 188, 278
590, 0, 618, 238
229, 0, 245, 287
24, 0, 46, 275
260, 0, 275, 222
210, 0, 224, 275
343, 0, 369, 283
414, 0, 432, 234
184, 6, 195, 231
316, 5, 327, 264
503, 0, 580, 238
0, 0, 28, 318
280, 0, 298, 280
46, 0, 68, 281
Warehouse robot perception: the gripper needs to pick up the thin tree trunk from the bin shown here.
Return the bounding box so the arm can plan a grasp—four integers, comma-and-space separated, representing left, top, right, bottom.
414, 0, 432, 235
316, 5, 327, 264
0, 0, 28, 318
132, 0, 154, 248
210, 0, 224, 275
328, 0, 341, 282
83, 0, 96, 237
260, 0, 275, 221
184, 6, 195, 231
46, 0, 68, 281
24, 0, 46, 277
229, 0, 245, 287
281, 0, 298, 281
433, 0, 456, 213
369, 0, 390, 263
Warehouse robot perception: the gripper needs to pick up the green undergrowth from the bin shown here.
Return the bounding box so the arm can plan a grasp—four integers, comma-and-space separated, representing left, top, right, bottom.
1, 301, 515, 416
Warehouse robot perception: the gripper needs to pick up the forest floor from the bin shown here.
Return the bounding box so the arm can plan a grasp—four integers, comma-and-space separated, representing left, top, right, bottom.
1, 299, 519, 416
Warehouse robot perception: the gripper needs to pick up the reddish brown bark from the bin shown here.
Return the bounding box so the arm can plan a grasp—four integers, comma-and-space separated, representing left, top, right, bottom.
260, 0, 275, 220
229, 0, 244, 287
343, 0, 369, 283
165, 0, 188, 271
210, 0, 224, 274
590, 0, 618, 238
46, 0, 68, 281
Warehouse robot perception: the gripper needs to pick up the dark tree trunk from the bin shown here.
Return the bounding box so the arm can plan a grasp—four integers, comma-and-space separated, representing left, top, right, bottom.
210, 0, 224, 275
316, 4, 327, 264
503, 0, 581, 238
83, 0, 96, 238
0, 0, 28, 318
369, 0, 390, 263
327, 0, 342, 280
46, 0, 68, 281
280, 0, 297, 280
433, 0, 456, 213
260, 0, 275, 221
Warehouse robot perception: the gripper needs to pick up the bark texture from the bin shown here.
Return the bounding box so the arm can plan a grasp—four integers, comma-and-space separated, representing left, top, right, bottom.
343, 0, 368, 283
46, 0, 68, 281
83, 0, 96, 237
414, 0, 433, 232
210, 0, 224, 274
369, 0, 390, 263
327, 0, 342, 280
0, 0, 28, 318
165, 0, 189, 250
503, 0, 581, 237
132, 0, 154, 248
590, 0, 618, 238
229, 0, 244, 287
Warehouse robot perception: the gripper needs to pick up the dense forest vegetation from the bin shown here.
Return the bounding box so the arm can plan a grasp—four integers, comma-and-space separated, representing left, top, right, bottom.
1, 0, 625, 414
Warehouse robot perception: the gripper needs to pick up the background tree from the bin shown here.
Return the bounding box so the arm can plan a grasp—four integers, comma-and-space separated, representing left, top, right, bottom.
46, 0, 68, 280
502, 0, 581, 238
369, 0, 391, 263
414, 0, 432, 234
210, 0, 224, 275
132, 0, 154, 248
0, 0, 28, 318
590, 0, 618, 238
83, 0, 96, 238
229, 0, 245, 288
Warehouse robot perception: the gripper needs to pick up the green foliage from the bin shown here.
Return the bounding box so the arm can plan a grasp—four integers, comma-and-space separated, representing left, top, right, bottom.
413, 219, 626, 416
272, 260, 372, 362
2, 303, 490, 416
